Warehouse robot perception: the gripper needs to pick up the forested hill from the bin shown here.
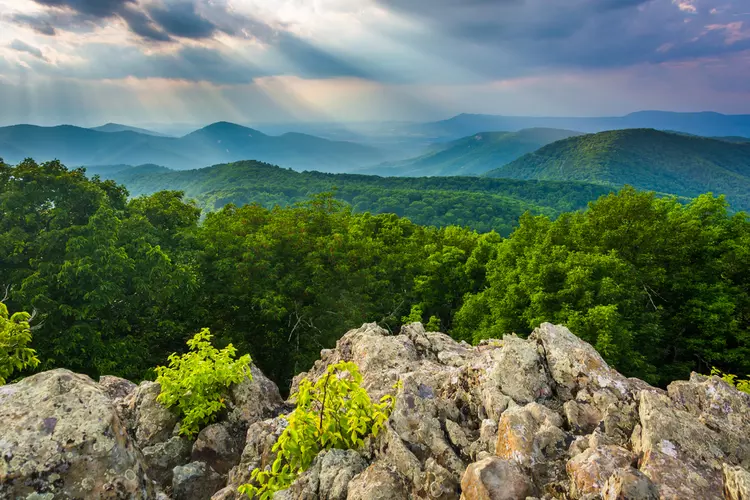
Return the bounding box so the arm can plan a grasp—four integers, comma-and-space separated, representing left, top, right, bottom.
3, 158, 749, 394
357, 128, 583, 177
89, 160, 614, 235
484, 128, 750, 211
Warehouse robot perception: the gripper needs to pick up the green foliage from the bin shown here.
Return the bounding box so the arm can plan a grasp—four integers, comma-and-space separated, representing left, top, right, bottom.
456, 187, 750, 385
0, 302, 40, 384
711, 367, 750, 395
239, 361, 398, 499
402, 305, 424, 324
485, 128, 750, 212
155, 328, 252, 437
97, 160, 613, 236
1, 159, 200, 380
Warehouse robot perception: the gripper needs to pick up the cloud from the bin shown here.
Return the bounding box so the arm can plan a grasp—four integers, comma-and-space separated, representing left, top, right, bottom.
9, 39, 47, 60
369, 0, 750, 75
147, 1, 216, 39
11, 13, 58, 35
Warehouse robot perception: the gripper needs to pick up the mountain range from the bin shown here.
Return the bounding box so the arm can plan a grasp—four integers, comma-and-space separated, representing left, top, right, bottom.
0, 122, 384, 172
358, 128, 583, 176
485, 128, 750, 210
413, 111, 750, 140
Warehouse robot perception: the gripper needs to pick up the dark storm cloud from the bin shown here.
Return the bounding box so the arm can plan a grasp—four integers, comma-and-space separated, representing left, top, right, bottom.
31, 0, 136, 17
372, 0, 750, 73
147, 1, 216, 39
9, 39, 47, 60
11, 14, 58, 35
119, 7, 172, 42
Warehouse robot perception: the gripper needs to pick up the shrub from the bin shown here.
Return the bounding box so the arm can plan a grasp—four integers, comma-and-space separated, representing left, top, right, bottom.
155, 328, 252, 437
0, 303, 40, 385
239, 361, 399, 499
711, 367, 750, 395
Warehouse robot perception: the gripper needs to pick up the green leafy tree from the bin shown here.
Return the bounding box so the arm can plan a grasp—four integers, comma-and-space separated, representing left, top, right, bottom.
711, 367, 750, 395
155, 328, 252, 437
0, 302, 40, 384
456, 188, 750, 385
239, 361, 398, 499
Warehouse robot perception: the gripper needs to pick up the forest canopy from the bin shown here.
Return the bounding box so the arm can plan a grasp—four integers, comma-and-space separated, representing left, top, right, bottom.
1, 158, 748, 389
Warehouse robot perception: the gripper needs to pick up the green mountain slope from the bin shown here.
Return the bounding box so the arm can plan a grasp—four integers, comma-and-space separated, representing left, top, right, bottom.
0, 122, 384, 172
96, 160, 614, 235
485, 128, 750, 210
359, 128, 583, 176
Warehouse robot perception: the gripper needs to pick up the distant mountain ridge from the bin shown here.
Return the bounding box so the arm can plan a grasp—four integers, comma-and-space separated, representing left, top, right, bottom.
484, 128, 750, 211
0, 122, 384, 172
358, 128, 583, 176
90, 123, 172, 137
415, 111, 750, 140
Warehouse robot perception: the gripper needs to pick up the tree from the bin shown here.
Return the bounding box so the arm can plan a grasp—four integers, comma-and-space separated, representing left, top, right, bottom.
0, 300, 40, 384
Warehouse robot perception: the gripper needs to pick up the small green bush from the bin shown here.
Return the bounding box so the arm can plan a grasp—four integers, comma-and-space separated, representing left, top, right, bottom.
711, 367, 750, 395
239, 361, 399, 499
0, 303, 40, 385
155, 328, 252, 437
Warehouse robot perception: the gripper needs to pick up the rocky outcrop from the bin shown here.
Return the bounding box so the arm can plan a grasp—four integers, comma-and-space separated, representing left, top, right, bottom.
2, 322, 749, 500
0, 369, 154, 499
277, 322, 750, 500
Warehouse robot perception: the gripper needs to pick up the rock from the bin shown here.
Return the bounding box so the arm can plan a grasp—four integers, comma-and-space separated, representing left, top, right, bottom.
566, 445, 637, 498
221, 416, 289, 499
667, 373, 750, 464
173, 461, 225, 500
639, 449, 722, 499
636, 389, 730, 496
142, 435, 193, 488
528, 323, 633, 400
285, 449, 367, 500
495, 402, 566, 467
723, 464, 750, 500
346, 463, 410, 500
601, 467, 658, 500
124, 380, 179, 448
489, 334, 553, 404
99, 374, 138, 401
459, 457, 533, 500
9, 323, 750, 500
292, 323, 421, 401
564, 400, 601, 435
0, 369, 154, 499
192, 422, 243, 476
228, 364, 284, 428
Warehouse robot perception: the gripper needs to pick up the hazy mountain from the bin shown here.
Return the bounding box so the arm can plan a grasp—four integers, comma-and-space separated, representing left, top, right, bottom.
414, 111, 750, 140
0, 122, 385, 172
358, 128, 583, 176
485, 128, 750, 210
90, 123, 172, 137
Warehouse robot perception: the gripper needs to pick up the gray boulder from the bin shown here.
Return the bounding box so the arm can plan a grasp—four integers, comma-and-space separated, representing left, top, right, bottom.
123, 380, 179, 448
192, 421, 243, 476
228, 365, 284, 428
142, 435, 193, 488
0, 369, 154, 499
284, 449, 367, 500
173, 461, 225, 500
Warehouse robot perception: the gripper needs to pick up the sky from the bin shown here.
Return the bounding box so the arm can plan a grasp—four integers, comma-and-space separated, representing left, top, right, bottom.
0, 0, 749, 126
